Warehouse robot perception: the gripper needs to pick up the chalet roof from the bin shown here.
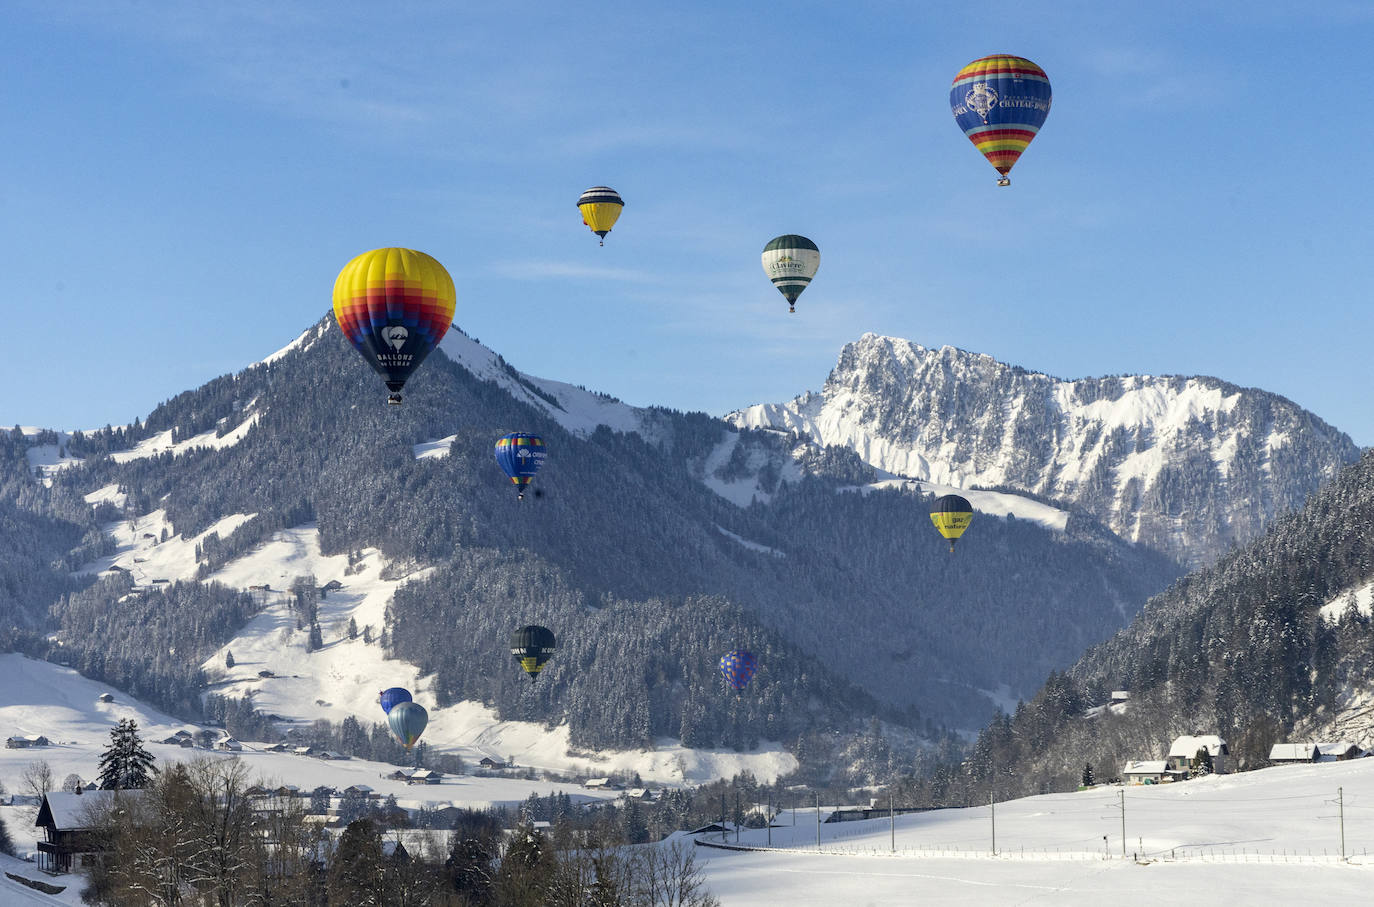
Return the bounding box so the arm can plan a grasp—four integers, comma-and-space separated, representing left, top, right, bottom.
1317, 742, 1361, 756
1168, 735, 1227, 758
1122, 760, 1168, 774
35, 791, 123, 831
1269, 743, 1319, 761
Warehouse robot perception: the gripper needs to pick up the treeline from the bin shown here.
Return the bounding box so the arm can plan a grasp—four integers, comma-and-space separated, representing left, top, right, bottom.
81, 754, 721, 906
49, 577, 259, 717
888, 449, 1374, 803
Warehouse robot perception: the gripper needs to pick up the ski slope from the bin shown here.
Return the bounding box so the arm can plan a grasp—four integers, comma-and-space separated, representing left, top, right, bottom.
695, 758, 1374, 904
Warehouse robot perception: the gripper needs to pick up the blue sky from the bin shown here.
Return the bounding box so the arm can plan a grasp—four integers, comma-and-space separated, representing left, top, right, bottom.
3, 1, 1373, 444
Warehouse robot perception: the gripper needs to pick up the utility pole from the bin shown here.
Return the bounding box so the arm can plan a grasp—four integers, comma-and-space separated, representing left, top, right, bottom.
816, 791, 821, 850
720, 792, 727, 844
1340, 786, 1346, 861
890, 792, 895, 853
735, 790, 741, 843
990, 793, 996, 855
768, 791, 772, 847
1119, 789, 1126, 857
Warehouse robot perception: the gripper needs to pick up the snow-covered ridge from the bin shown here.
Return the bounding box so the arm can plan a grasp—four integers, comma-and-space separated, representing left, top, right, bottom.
109, 413, 260, 463
844, 479, 1069, 533
728, 333, 1358, 567
438, 329, 650, 439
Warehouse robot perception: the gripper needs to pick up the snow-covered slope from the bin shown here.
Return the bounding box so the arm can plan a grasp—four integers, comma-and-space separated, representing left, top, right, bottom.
697, 759, 1374, 905
728, 334, 1359, 567
437, 328, 651, 439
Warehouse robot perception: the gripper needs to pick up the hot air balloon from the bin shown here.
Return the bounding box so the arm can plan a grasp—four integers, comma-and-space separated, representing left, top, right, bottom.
761, 235, 820, 313
577, 186, 624, 245
930, 494, 973, 552
719, 650, 758, 693
332, 247, 456, 405
378, 687, 412, 715
949, 55, 1051, 186
494, 433, 547, 500
387, 701, 428, 751
510, 625, 557, 682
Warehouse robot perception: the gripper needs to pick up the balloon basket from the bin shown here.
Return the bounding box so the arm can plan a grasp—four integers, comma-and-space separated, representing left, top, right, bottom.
387, 394, 403, 405
997, 177, 1010, 187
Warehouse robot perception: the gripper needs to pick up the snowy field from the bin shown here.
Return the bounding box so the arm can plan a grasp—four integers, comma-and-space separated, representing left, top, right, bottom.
692, 758, 1374, 904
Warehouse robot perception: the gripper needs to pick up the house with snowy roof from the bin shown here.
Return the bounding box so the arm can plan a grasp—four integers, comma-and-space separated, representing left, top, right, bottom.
1122, 761, 1170, 785
34, 790, 135, 873
1316, 742, 1364, 761
1167, 735, 1229, 775
1269, 743, 1319, 764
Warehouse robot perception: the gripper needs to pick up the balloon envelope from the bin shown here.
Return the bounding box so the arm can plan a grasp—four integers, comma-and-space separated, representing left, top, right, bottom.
378, 687, 412, 715
761, 235, 820, 312
387, 701, 428, 750
494, 433, 547, 499
510, 625, 557, 681
930, 494, 974, 551
949, 55, 1051, 183
577, 187, 624, 243
719, 650, 758, 691
332, 248, 456, 403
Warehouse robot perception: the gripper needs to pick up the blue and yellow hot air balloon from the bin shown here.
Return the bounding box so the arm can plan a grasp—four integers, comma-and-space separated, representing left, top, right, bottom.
930, 494, 974, 553
719, 650, 758, 693
950, 55, 1052, 186
577, 187, 624, 246
378, 687, 412, 716
494, 433, 546, 500
387, 701, 428, 751
332, 248, 456, 404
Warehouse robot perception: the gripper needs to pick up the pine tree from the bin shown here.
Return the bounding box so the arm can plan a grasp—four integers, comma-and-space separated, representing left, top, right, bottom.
348, 617, 358, 640
97, 719, 157, 790
307, 620, 323, 652
0, 810, 14, 856
225, 649, 235, 669
1081, 762, 1094, 787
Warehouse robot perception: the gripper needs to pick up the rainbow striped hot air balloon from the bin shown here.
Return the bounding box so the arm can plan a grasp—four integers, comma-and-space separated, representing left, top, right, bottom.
719, 650, 758, 693
950, 55, 1052, 186
332, 248, 456, 405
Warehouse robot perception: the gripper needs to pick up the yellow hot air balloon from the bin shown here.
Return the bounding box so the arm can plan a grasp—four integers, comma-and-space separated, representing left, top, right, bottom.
930, 494, 973, 553
577, 186, 624, 246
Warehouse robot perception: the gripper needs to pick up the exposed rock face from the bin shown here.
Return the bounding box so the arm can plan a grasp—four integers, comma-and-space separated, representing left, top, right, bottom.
729, 334, 1358, 568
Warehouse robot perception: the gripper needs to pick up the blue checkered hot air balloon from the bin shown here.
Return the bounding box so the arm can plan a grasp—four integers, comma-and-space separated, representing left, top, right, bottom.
719, 650, 758, 693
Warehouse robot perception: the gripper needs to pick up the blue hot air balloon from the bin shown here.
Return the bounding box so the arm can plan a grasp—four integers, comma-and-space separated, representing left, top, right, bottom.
949, 55, 1052, 186
378, 687, 412, 715
387, 701, 428, 751
719, 650, 758, 693
494, 433, 547, 500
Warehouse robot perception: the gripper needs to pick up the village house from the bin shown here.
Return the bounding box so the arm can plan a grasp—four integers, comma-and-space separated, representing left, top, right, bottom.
1269, 743, 1319, 764
34, 790, 128, 873
583, 777, 613, 790
6, 734, 51, 748
1167, 734, 1230, 775
478, 757, 510, 770
343, 784, 375, 799
1317, 742, 1364, 761
1122, 760, 1170, 785
97, 693, 114, 703
404, 768, 442, 785
217, 737, 244, 752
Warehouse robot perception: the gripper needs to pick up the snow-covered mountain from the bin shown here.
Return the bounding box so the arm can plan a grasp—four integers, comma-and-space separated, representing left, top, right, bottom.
728, 334, 1360, 568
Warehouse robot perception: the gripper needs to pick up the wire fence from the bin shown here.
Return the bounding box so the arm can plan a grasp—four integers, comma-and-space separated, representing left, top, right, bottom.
695, 838, 1372, 865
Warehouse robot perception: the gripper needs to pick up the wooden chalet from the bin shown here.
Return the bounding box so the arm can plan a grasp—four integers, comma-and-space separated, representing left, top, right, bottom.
34, 791, 127, 873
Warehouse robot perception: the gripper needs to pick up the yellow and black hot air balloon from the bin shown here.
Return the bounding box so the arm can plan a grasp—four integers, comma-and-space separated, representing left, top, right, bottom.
930, 494, 973, 553
510, 625, 557, 682
577, 186, 624, 246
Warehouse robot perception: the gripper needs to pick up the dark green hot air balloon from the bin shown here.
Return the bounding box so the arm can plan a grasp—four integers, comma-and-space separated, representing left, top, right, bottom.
510, 625, 557, 681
